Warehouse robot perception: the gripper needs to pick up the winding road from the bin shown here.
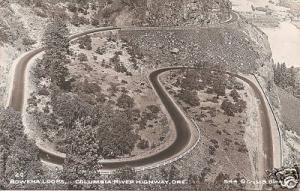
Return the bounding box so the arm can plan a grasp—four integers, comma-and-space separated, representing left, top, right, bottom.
6, 11, 279, 174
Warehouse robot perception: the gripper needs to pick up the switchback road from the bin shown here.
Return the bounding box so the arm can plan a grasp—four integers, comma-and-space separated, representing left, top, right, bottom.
6, 12, 278, 173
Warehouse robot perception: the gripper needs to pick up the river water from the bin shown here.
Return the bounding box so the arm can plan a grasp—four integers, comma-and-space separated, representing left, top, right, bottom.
231, 0, 300, 68
262, 21, 300, 68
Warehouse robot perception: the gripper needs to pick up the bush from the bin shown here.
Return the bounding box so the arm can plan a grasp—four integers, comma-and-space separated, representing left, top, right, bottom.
91, 17, 99, 26
38, 87, 50, 96
78, 53, 88, 62
78, 35, 92, 50
221, 99, 236, 116
67, 3, 77, 12
114, 63, 128, 73
230, 89, 240, 102
34, 8, 48, 18
22, 37, 36, 46
95, 47, 106, 55
178, 89, 200, 106
146, 105, 160, 114
117, 93, 134, 109
137, 139, 149, 149
71, 13, 90, 26
73, 79, 101, 94
235, 99, 247, 113
96, 107, 139, 158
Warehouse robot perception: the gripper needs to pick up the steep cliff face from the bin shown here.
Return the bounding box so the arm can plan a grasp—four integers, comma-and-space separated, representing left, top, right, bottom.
240, 13, 300, 165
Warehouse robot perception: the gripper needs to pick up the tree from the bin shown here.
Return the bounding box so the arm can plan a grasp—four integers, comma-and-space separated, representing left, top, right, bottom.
211, 72, 226, 97
116, 93, 135, 109
52, 93, 93, 129
181, 69, 202, 90
96, 107, 138, 158
0, 108, 44, 189
41, 16, 70, 89
229, 89, 240, 102
78, 53, 88, 62
221, 99, 236, 116
137, 139, 149, 149
78, 35, 92, 50
4, 138, 44, 190
178, 89, 200, 106
42, 16, 69, 53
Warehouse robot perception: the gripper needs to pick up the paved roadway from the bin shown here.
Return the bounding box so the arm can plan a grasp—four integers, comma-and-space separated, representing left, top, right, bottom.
6, 12, 275, 173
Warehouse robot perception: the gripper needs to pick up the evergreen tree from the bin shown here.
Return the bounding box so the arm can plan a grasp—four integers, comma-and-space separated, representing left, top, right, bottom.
0, 108, 44, 189
41, 16, 70, 89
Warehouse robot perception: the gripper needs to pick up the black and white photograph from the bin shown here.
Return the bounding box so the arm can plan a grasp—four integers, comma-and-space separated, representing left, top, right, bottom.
0, 0, 300, 190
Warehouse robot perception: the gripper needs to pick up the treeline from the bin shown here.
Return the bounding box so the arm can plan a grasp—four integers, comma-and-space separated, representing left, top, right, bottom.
30, 15, 140, 185
273, 63, 297, 88
34, 16, 70, 92
273, 63, 300, 97
0, 108, 44, 190
175, 63, 246, 116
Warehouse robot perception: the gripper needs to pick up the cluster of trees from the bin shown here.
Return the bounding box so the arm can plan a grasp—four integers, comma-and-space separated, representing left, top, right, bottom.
177, 66, 228, 107
178, 89, 200, 106
0, 108, 44, 190
78, 35, 92, 50
34, 16, 70, 90
273, 63, 300, 98
137, 139, 149, 149
273, 63, 298, 90
95, 46, 106, 55
67, 1, 104, 27
59, 104, 139, 189
78, 53, 88, 62
110, 53, 131, 75
52, 93, 139, 157
139, 105, 160, 129
221, 97, 246, 117
116, 93, 134, 109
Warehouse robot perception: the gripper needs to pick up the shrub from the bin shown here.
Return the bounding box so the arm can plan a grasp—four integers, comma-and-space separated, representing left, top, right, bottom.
114, 63, 128, 73
91, 18, 99, 26
137, 139, 149, 149
178, 89, 200, 106
22, 37, 36, 46
230, 89, 240, 102
67, 3, 77, 12
78, 53, 88, 62
34, 8, 48, 18
221, 99, 236, 116
146, 105, 160, 114
235, 99, 247, 113
78, 35, 92, 50
95, 47, 106, 55
96, 107, 139, 158
117, 93, 134, 109
38, 87, 50, 96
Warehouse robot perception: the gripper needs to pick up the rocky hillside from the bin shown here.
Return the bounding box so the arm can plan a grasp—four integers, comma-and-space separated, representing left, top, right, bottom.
102, 0, 232, 26
0, 0, 233, 107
